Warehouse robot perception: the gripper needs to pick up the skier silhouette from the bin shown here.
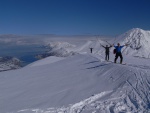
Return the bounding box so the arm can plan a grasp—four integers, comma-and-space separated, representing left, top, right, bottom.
89, 47, 93, 53
101, 44, 112, 61
113, 43, 128, 64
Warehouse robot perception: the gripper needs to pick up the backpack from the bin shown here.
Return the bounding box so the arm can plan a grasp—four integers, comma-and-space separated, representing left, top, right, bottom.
113, 49, 116, 54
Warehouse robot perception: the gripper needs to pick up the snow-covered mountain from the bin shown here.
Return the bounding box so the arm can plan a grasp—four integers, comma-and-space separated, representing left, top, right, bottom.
0, 29, 150, 113
116, 28, 150, 58
38, 38, 110, 59
0, 56, 21, 71
38, 28, 150, 59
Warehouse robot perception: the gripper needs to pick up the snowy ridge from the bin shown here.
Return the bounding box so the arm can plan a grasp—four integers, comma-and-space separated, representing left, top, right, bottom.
16, 58, 150, 113
27, 56, 65, 67
0, 53, 150, 113
116, 28, 150, 58
0, 28, 150, 113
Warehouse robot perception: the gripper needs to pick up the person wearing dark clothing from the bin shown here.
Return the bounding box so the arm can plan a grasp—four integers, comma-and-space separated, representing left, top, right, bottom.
90, 48, 93, 53
101, 45, 112, 61
113, 43, 127, 64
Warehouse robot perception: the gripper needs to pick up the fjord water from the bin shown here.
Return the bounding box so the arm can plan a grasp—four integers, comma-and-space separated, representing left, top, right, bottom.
0, 43, 48, 66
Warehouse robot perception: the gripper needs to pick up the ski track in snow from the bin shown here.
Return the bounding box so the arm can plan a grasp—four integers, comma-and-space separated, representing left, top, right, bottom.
15, 56, 150, 113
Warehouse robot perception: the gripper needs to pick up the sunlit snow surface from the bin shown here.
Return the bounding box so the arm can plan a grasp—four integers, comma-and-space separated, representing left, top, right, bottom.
0, 53, 150, 113
0, 28, 150, 113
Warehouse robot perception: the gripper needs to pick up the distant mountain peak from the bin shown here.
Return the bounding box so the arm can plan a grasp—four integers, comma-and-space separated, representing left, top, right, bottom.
117, 28, 150, 58
131, 28, 143, 31
128, 28, 150, 35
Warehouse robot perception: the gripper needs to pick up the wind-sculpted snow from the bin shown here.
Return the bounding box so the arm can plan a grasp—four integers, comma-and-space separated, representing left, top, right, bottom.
0, 53, 150, 113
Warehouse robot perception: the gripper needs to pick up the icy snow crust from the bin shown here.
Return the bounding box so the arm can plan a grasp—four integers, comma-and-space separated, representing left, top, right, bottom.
0, 28, 150, 113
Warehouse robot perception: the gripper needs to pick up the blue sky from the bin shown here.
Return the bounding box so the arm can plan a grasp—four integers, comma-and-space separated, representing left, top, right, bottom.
0, 0, 150, 35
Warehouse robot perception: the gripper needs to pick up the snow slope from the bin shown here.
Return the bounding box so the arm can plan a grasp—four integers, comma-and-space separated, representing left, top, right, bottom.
0, 29, 150, 113
116, 28, 150, 58
0, 53, 150, 113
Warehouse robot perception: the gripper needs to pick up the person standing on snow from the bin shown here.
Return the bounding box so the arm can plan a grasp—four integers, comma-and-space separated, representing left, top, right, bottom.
89, 47, 93, 53
113, 43, 128, 64
101, 44, 112, 61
